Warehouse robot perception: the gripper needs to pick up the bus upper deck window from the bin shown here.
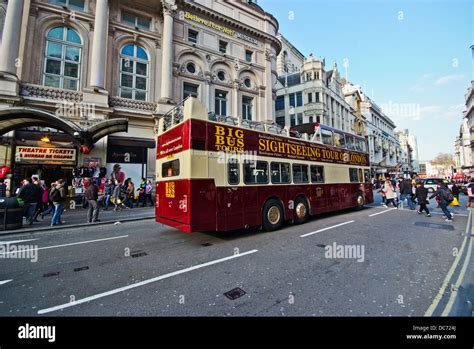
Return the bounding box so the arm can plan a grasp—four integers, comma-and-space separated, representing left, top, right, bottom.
321, 129, 333, 146
162, 159, 180, 178
334, 132, 345, 148
346, 135, 355, 150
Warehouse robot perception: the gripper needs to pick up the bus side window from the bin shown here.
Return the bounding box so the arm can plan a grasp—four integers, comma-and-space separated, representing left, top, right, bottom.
334, 132, 346, 148
364, 169, 371, 183
321, 129, 333, 146
293, 164, 309, 184
349, 168, 359, 183
244, 161, 268, 185
271, 162, 291, 184
358, 168, 363, 183
310, 165, 325, 183
346, 135, 355, 150
228, 161, 239, 185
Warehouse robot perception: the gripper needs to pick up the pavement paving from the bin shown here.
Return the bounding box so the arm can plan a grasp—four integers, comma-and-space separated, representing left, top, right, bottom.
0, 192, 471, 317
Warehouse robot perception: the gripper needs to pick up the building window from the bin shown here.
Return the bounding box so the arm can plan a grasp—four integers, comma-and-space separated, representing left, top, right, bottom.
121, 10, 151, 30
289, 94, 296, 107
215, 90, 228, 116
188, 29, 198, 44
297, 113, 303, 125
242, 96, 253, 120
186, 62, 196, 74
50, 0, 85, 11
276, 96, 285, 111
309, 116, 313, 123
315, 71, 320, 79
219, 40, 228, 54
308, 93, 313, 104
296, 92, 303, 107
244, 78, 252, 89
119, 44, 149, 101
290, 115, 296, 127
43, 26, 82, 91
276, 116, 285, 127
183, 82, 198, 98
245, 50, 253, 62
315, 92, 320, 102
217, 71, 226, 82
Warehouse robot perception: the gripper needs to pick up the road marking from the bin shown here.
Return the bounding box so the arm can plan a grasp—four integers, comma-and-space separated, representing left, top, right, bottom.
0, 235, 128, 257
0, 239, 38, 245
369, 208, 396, 217
37, 249, 258, 315
425, 210, 472, 317
0, 280, 12, 285
300, 221, 355, 238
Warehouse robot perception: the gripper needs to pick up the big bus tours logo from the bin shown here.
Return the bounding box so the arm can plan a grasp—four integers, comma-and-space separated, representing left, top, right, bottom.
214, 125, 245, 152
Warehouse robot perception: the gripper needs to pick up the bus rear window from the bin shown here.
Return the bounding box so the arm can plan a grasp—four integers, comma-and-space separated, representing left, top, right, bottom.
162, 159, 180, 178
244, 161, 268, 184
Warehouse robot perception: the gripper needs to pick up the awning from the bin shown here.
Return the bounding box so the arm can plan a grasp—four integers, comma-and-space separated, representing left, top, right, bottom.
0, 107, 128, 147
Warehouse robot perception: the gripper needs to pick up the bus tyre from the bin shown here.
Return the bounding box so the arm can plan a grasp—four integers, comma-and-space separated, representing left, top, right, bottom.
356, 193, 365, 210
262, 199, 284, 232
294, 197, 309, 225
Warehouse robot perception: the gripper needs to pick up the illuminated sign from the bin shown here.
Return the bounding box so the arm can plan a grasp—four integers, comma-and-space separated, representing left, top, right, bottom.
15, 146, 76, 164
181, 11, 259, 46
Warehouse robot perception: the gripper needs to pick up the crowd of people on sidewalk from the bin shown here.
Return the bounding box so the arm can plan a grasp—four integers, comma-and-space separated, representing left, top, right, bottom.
10, 163, 155, 228
376, 176, 474, 222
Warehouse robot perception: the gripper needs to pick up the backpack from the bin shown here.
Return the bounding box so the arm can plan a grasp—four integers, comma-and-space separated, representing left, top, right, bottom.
442, 188, 454, 203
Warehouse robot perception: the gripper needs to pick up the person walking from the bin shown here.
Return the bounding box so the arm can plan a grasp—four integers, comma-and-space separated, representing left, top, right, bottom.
429, 182, 454, 222
145, 179, 154, 207
415, 182, 431, 217
85, 179, 100, 223
17, 177, 41, 225
125, 180, 135, 208
103, 179, 114, 211
138, 178, 147, 207
383, 179, 398, 208
0, 179, 6, 197
50, 179, 67, 226
111, 164, 125, 184
451, 182, 460, 202
113, 180, 125, 211
399, 178, 415, 210
41, 182, 54, 219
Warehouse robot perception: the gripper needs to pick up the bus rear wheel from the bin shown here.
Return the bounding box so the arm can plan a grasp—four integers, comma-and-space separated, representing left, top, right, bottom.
294, 197, 309, 224
355, 193, 365, 210
263, 199, 284, 231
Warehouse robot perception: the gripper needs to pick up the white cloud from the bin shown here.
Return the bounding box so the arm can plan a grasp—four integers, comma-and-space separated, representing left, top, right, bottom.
434, 74, 465, 86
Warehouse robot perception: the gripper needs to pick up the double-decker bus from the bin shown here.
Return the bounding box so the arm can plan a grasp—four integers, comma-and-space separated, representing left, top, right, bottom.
155, 97, 373, 233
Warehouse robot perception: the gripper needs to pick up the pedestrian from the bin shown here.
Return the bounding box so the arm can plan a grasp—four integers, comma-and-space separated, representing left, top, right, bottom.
41, 182, 54, 219
125, 181, 135, 208
429, 182, 454, 222
415, 182, 431, 217
399, 178, 415, 210
31, 177, 45, 222
17, 177, 41, 225
50, 179, 67, 226
378, 186, 387, 207
467, 178, 474, 208
383, 179, 398, 208
451, 182, 460, 202
145, 179, 154, 207
0, 179, 6, 197
111, 164, 125, 184
113, 180, 125, 211
85, 179, 100, 223
138, 178, 147, 207
103, 179, 114, 211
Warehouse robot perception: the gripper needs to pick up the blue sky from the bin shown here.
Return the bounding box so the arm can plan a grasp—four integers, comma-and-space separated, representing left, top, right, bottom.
259, 0, 473, 160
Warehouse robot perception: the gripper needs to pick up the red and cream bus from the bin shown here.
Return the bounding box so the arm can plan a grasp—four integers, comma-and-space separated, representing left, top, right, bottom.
155, 97, 373, 233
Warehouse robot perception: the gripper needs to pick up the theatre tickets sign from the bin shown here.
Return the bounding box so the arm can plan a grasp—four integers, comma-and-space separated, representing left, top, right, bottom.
15, 146, 76, 165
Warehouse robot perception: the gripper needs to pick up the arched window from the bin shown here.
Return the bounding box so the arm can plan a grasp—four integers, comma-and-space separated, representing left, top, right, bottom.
119, 44, 149, 101
43, 26, 82, 90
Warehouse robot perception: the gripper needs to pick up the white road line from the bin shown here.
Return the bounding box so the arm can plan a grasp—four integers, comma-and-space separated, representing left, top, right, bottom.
300, 221, 355, 238
369, 208, 396, 217
425, 211, 472, 317
0, 235, 129, 257
0, 239, 38, 245
0, 280, 12, 285
37, 249, 259, 315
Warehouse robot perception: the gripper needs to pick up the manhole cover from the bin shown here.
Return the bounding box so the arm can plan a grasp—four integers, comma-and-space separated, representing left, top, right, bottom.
224, 287, 246, 300
414, 222, 455, 231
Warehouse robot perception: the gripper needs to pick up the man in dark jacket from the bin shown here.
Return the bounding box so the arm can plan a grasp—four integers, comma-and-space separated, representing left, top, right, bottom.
415, 182, 430, 217
399, 178, 415, 210
18, 178, 42, 225
429, 182, 453, 221
85, 179, 100, 223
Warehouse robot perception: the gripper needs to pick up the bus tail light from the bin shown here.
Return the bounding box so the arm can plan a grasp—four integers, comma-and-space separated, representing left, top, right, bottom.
179, 195, 188, 213
156, 194, 160, 208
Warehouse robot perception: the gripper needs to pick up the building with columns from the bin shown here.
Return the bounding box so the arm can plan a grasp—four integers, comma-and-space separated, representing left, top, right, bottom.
0, 0, 280, 193
276, 33, 304, 76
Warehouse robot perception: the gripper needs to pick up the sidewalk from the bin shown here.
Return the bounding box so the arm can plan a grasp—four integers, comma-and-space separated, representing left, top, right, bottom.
0, 205, 155, 236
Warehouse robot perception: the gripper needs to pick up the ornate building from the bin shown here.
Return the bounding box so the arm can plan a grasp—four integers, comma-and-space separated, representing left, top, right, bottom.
0, 0, 281, 192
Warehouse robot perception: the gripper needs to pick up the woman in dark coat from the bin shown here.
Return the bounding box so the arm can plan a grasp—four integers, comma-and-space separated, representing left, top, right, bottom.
415, 182, 430, 217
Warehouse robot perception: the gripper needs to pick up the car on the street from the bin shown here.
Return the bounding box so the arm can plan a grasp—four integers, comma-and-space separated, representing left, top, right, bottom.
418, 178, 448, 192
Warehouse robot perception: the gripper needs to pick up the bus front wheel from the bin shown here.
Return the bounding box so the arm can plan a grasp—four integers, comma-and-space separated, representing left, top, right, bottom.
355, 193, 365, 210
294, 196, 309, 224
262, 199, 284, 231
